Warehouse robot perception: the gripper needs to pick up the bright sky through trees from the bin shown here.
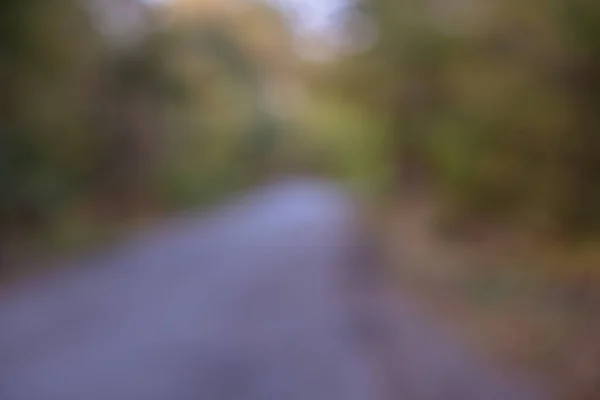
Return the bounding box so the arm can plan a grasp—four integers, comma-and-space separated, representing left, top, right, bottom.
139, 0, 346, 35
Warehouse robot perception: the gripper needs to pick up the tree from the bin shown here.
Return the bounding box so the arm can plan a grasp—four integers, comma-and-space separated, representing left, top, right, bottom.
339, 0, 600, 235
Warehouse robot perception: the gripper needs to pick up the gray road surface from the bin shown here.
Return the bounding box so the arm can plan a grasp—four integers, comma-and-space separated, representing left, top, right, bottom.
0, 179, 545, 400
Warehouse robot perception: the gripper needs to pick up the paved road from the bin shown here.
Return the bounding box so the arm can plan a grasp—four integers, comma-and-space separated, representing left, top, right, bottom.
0, 180, 545, 400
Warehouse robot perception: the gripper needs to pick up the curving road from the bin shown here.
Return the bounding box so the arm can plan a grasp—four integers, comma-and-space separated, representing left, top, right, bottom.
0, 179, 545, 400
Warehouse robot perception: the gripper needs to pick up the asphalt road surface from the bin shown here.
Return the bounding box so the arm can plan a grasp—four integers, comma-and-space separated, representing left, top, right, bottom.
0, 179, 546, 400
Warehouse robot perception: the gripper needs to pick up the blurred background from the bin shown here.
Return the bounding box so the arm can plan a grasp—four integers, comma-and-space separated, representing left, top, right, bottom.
1, 0, 599, 398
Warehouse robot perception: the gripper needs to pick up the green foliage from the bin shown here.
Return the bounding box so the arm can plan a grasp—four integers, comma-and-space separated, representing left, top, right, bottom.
333, 0, 600, 236
300, 96, 394, 195
0, 1, 284, 265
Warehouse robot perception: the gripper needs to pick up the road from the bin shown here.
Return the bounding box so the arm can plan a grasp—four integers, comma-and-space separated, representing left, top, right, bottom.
0, 179, 545, 400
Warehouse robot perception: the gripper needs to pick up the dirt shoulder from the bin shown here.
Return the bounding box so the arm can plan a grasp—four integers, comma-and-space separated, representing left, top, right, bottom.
375, 196, 600, 400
